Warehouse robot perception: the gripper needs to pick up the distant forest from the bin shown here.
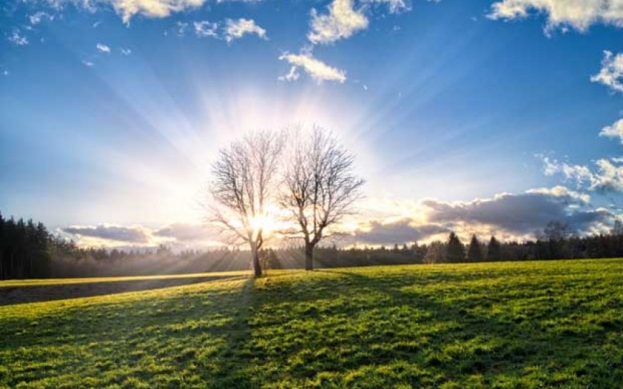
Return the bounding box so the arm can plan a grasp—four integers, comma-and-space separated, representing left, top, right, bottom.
1, 213, 623, 280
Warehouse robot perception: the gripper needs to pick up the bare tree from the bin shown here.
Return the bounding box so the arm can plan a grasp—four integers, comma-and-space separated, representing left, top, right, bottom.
280, 126, 364, 270
207, 130, 284, 277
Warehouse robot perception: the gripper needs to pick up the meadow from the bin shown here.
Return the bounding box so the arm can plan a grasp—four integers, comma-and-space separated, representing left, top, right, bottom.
1, 259, 623, 388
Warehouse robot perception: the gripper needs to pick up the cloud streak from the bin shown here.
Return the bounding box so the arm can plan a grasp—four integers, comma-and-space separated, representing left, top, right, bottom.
96, 43, 111, 53
279, 50, 346, 83
63, 225, 151, 243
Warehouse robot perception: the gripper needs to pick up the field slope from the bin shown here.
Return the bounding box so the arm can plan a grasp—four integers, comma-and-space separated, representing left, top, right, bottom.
2, 259, 623, 388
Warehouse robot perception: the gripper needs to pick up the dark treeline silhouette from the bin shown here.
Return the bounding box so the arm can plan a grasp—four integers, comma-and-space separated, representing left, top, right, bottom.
0, 214, 51, 279
2, 215, 623, 279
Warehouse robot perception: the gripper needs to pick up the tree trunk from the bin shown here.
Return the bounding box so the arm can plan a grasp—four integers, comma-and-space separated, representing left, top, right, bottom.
305, 242, 314, 271
251, 246, 262, 277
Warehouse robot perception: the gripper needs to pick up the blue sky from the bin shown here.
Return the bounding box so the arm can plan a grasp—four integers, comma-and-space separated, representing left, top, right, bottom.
2, 0, 623, 248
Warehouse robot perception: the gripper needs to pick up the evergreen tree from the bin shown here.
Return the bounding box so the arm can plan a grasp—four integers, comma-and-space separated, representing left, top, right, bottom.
0, 213, 4, 279
446, 232, 466, 263
486, 236, 501, 261
467, 235, 483, 262
423, 241, 444, 264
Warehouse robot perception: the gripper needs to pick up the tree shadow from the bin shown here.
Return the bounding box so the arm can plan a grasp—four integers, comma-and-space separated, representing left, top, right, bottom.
0, 277, 258, 388
309, 268, 623, 386
0, 275, 245, 306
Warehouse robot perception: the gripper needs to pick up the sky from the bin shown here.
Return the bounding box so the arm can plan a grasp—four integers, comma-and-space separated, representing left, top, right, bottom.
2, 0, 623, 249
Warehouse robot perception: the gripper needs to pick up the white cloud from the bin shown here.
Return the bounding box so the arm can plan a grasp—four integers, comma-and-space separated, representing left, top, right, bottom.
488, 0, 623, 33
2, 70, 9, 76
194, 20, 218, 37
279, 50, 346, 84
120, 47, 132, 55
96, 43, 111, 53
542, 156, 623, 193
599, 118, 623, 143
29, 11, 54, 25
8, 30, 29, 46
82, 60, 95, 67
308, 0, 369, 44
176, 21, 189, 36
591, 50, 623, 93
223, 18, 267, 42
278, 66, 300, 82
40, 0, 262, 24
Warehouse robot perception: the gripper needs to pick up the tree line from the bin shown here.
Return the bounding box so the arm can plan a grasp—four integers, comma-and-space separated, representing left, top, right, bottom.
2, 213, 623, 279
0, 214, 52, 279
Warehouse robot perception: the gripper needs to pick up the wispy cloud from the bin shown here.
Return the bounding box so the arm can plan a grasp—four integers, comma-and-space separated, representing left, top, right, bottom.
29, 11, 54, 25
279, 50, 346, 84
279, 66, 300, 82
591, 50, 623, 93
599, 118, 623, 144
63, 224, 151, 243
542, 156, 623, 193
308, 0, 369, 45
120, 47, 132, 55
194, 20, 218, 38
62, 223, 223, 249
362, 0, 410, 14
8, 29, 29, 46
82, 60, 95, 67
223, 18, 267, 42
176, 21, 189, 37
488, 0, 623, 33
96, 43, 111, 53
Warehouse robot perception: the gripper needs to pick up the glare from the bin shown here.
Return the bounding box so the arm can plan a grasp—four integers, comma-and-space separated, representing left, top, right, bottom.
250, 214, 278, 235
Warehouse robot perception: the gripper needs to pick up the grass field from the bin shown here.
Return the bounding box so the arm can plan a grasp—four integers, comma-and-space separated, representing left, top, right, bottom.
2, 259, 623, 388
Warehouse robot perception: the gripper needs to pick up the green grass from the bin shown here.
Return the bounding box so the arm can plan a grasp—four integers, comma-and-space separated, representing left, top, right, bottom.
2, 259, 623, 388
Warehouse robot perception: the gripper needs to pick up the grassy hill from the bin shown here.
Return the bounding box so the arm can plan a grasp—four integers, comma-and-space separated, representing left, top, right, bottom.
2, 259, 623, 388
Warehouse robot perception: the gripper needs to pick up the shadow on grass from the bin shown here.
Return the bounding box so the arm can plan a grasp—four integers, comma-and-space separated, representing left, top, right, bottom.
0, 277, 259, 388
3, 264, 623, 388
242, 267, 623, 387
322, 271, 623, 386
0, 275, 245, 306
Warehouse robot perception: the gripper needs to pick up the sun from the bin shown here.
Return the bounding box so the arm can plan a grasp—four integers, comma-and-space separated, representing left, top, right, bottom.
249, 214, 279, 235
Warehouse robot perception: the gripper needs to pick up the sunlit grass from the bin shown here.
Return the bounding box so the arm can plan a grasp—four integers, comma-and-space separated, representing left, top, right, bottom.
0, 271, 249, 288
2, 259, 623, 388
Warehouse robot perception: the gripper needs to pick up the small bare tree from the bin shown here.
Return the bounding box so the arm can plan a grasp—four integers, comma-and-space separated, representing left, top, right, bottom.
207, 130, 283, 277
280, 126, 364, 270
